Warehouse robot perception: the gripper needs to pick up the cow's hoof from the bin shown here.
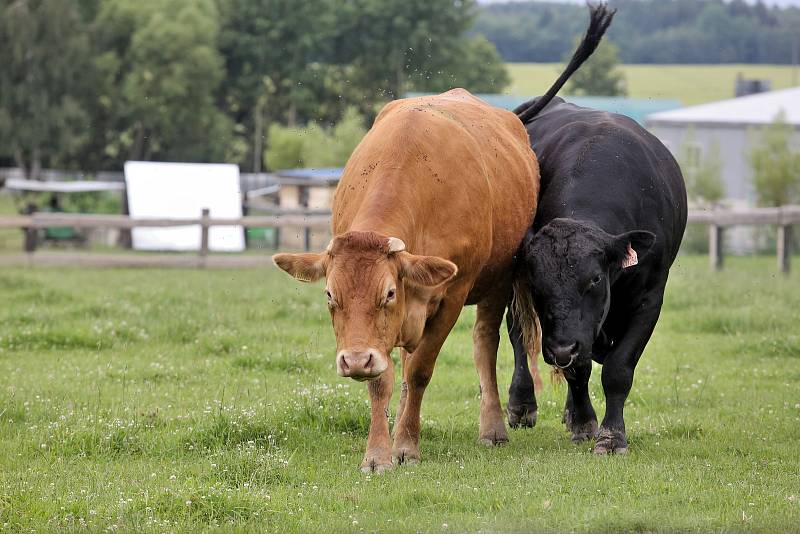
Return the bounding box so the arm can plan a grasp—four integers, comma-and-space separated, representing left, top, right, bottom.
392, 446, 420, 466
593, 427, 628, 455
360, 458, 393, 474
507, 404, 537, 429
360, 450, 393, 474
477, 427, 509, 446
570, 420, 598, 444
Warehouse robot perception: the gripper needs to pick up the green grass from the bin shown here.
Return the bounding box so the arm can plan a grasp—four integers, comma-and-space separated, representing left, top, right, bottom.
0, 256, 799, 532
0, 193, 22, 253
508, 63, 800, 105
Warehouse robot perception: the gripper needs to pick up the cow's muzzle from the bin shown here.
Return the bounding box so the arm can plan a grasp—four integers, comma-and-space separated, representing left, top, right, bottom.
336, 348, 388, 381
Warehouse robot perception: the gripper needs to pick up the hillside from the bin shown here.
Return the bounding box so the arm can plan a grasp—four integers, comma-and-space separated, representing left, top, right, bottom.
508, 63, 799, 105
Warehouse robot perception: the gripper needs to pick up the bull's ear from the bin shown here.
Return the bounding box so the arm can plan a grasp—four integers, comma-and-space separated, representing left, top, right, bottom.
272, 252, 327, 282
608, 230, 656, 269
398, 252, 458, 287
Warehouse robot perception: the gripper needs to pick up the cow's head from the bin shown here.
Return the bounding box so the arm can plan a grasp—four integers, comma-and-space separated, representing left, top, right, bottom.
520, 218, 655, 369
273, 231, 457, 381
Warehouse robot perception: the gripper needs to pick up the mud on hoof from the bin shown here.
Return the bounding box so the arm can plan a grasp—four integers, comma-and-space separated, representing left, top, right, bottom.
391, 446, 420, 466
570, 420, 598, 444
477, 428, 509, 447
593, 427, 628, 455
507, 403, 538, 429
360, 454, 394, 474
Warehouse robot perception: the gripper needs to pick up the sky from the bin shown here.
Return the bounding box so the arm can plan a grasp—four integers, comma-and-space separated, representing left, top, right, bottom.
477, 0, 800, 6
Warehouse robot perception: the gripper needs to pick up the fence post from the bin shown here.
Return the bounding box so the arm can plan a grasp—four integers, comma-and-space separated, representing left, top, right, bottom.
777, 225, 792, 275
199, 208, 210, 267
23, 203, 38, 255
709, 224, 723, 271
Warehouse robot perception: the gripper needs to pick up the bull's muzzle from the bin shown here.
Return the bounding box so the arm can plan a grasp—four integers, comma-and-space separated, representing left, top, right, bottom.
545, 342, 580, 369
336, 348, 388, 381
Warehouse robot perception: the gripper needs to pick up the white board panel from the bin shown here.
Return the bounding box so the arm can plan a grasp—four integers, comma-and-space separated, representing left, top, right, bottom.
124, 161, 245, 252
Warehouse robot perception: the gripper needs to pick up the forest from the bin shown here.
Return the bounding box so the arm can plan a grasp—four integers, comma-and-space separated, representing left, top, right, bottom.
476, 0, 800, 63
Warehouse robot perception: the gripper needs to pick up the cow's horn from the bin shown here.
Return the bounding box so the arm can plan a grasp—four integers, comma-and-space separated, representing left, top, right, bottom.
325, 239, 334, 252
387, 237, 406, 253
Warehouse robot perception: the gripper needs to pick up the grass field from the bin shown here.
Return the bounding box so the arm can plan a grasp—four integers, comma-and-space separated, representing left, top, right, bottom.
1, 256, 799, 532
508, 63, 800, 105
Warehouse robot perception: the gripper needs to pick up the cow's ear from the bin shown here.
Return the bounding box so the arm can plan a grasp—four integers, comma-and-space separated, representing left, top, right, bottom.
608, 230, 656, 269
272, 252, 327, 283
398, 252, 458, 287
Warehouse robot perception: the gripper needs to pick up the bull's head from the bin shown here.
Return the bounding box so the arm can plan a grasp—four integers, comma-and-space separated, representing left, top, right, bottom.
273, 231, 457, 381
520, 218, 655, 369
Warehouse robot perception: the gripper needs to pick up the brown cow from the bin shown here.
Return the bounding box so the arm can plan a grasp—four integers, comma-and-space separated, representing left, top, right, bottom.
274, 89, 539, 472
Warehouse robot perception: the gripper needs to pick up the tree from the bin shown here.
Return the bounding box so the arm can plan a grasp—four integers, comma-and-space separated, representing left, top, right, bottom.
564, 39, 627, 97
0, 0, 92, 178
749, 112, 800, 206
265, 107, 366, 171
409, 35, 510, 94
87, 0, 231, 166
218, 0, 335, 171
680, 130, 724, 207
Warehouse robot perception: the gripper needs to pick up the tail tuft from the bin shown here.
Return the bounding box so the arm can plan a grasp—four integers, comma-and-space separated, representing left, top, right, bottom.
515, 3, 616, 124
511, 276, 542, 363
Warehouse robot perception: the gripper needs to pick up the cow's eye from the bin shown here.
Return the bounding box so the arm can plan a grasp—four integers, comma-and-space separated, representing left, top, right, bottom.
590, 274, 602, 286
385, 288, 396, 303
325, 289, 334, 305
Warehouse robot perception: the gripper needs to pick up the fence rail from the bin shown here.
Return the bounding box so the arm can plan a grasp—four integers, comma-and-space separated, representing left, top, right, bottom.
0, 206, 796, 271
687, 205, 798, 273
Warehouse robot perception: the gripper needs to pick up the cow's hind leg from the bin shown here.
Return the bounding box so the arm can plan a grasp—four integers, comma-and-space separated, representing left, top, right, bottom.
563, 361, 597, 443
506, 309, 538, 428
474, 296, 509, 445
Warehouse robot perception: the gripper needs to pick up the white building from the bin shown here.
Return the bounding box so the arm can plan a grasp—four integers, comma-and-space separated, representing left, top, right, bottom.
646, 87, 800, 207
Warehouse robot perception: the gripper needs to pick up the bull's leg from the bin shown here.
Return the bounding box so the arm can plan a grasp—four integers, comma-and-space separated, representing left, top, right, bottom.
361, 357, 394, 473
596, 290, 664, 455
392, 295, 466, 465
506, 309, 538, 428
474, 296, 510, 445
563, 360, 597, 443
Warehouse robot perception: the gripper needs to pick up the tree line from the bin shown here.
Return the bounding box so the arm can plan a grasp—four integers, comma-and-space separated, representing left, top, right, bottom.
0, 0, 508, 177
477, 0, 800, 64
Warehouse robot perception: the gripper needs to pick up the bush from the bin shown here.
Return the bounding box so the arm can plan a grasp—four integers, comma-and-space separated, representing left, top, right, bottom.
749, 111, 800, 207
264, 107, 366, 171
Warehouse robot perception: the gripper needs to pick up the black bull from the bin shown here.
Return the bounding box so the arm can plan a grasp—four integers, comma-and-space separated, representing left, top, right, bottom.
507, 96, 688, 454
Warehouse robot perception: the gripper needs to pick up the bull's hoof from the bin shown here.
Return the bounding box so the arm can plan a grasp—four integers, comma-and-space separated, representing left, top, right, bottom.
360, 451, 393, 474
507, 404, 538, 429
593, 427, 628, 455
391, 445, 420, 466
570, 420, 598, 444
563, 409, 573, 432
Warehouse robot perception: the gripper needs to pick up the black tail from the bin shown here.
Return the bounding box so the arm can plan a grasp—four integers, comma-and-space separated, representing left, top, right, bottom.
515, 3, 616, 124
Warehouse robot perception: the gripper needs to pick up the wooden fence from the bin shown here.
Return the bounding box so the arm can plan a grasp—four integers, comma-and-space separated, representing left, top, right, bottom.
687, 205, 800, 273
0, 208, 330, 268
0, 206, 797, 270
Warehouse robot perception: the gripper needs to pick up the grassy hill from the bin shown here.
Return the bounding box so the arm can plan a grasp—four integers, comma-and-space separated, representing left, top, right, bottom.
508, 63, 800, 105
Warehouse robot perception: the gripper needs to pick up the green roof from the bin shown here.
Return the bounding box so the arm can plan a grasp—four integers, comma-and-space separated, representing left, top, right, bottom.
405, 93, 681, 125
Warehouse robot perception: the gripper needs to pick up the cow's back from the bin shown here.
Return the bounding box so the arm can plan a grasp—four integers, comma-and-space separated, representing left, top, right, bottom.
333, 89, 539, 297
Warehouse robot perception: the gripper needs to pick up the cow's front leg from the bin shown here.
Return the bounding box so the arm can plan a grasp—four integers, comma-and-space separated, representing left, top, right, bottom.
563, 360, 597, 443
596, 292, 664, 455
473, 297, 509, 445
506, 308, 539, 428
392, 296, 465, 465
361, 357, 394, 473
